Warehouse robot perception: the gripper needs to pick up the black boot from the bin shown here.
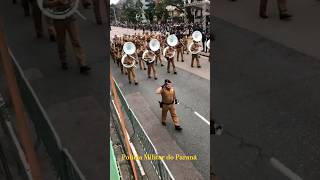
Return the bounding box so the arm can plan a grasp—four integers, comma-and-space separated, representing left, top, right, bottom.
280, 13, 292, 20
175, 126, 182, 131
61, 62, 68, 70
80, 65, 91, 74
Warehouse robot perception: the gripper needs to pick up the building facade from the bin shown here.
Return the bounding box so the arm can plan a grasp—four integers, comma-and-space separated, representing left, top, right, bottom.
185, 0, 210, 29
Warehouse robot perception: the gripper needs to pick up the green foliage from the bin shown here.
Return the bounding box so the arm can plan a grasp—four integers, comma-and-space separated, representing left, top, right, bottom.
145, 2, 156, 23
155, 0, 185, 22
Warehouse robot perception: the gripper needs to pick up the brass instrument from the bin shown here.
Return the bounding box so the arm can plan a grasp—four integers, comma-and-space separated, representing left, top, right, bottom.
189, 31, 203, 54
163, 34, 178, 58
37, 0, 80, 20
142, 38, 160, 63
121, 42, 136, 68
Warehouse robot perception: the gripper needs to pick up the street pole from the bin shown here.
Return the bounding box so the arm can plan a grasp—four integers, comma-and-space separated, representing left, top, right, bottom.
111, 7, 117, 24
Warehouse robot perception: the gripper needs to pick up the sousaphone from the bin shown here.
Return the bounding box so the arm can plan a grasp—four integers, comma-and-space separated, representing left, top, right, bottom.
121, 42, 136, 68
163, 34, 178, 59
189, 31, 203, 54
142, 39, 160, 63
37, 0, 81, 20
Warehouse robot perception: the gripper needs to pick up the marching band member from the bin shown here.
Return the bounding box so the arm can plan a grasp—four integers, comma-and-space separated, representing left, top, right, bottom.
190, 40, 201, 68
144, 47, 158, 80
137, 44, 147, 70
165, 45, 177, 74
155, 35, 164, 66
123, 54, 138, 85
176, 39, 184, 62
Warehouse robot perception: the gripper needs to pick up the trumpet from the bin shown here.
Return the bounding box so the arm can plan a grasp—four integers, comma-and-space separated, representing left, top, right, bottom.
121, 42, 136, 68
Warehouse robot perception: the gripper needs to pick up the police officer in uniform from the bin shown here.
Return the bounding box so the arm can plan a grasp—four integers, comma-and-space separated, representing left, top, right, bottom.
144, 48, 158, 80
22, 0, 56, 40
176, 39, 184, 62
156, 79, 182, 131
137, 45, 147, 70
165, 46, 177, 74
123, 54, 138, 85
190, 40, 201, 68
43, 0, 91, 74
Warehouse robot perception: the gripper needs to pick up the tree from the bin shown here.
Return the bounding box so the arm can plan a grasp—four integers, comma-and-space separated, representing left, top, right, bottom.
155, 0, 185, 23
122, 0, 140, 23
145, 2, 156, 23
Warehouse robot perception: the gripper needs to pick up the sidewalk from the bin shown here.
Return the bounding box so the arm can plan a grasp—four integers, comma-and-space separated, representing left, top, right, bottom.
214, 0, 320, 60
0, 1, 108, 179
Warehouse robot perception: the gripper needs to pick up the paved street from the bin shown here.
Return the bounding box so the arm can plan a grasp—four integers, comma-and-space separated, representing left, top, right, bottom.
214, 0, 320, 60
212, 16, 320, 180
111, 27, 210, 179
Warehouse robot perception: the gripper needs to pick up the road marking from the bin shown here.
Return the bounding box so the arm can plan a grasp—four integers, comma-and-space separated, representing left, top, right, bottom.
270, 157, 303, 180
194, 111, 210, 125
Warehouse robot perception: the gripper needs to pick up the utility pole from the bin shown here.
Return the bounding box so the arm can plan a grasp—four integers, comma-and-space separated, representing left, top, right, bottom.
0, 18, 43, 180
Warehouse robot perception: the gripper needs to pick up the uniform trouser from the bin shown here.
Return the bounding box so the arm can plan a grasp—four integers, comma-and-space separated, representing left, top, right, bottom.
22, 0, 55, 37
155, 55, 162, 65
183, 45, 188, 54
167, 57, 176, 73
176, 49, 183, 61
126, 68, 137, 83
92, 0, 102, 24
81, 0, 102, 24
191, 54, 200, 66
147, 64, 157, 78
32, 1, 42, 36
139, 58, 146, 70
260, 0, 288, 14
21, 0, 30, 15
162, 104, 180, 126
53, 20, 86, 66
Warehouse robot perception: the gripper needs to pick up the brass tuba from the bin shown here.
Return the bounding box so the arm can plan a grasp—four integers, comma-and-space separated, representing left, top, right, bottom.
121, 42, 136, 68
37, 0, 80, 20
142, 39, 160, 63
163, 34, 178, 59
189, 31, 203, 54
206, 39, 210, 50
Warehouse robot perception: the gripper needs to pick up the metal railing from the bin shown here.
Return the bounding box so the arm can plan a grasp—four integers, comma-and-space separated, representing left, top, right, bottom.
5, 50, 86, 180
0, 98, 33, 180
111, 77, 175, 180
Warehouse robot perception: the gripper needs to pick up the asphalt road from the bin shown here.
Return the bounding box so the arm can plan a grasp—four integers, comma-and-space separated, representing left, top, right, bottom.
111, 51, 210, 178
212, 18, 320, 180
